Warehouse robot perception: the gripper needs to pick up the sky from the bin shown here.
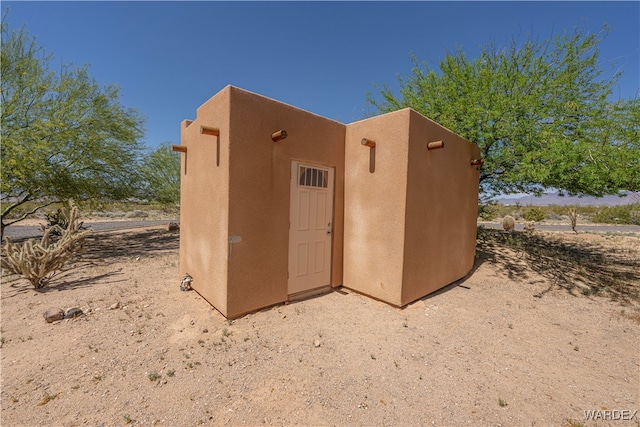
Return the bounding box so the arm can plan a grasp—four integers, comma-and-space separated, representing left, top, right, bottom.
4, 1, 639, 151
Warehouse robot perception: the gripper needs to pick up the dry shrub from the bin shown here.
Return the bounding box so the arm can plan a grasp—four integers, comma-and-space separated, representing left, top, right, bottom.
568, 207, 578, 234
523, 221, 536, 234
1, 200, 91, 289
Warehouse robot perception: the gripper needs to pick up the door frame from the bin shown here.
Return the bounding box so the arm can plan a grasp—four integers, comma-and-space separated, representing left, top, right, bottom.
288, 160, 335, 295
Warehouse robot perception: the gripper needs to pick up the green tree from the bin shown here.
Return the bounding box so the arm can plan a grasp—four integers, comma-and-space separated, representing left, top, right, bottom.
368, 26, 640, 198
1, 15, 146, 237
140, 142, 181, 205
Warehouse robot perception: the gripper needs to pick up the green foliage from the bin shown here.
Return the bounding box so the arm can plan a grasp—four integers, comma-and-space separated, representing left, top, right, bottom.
1, 14, 145, 236
523, 207, 546, 222
1, 200, 91, 289
478, 202, 498, 220
592, 204, 640, 225
140, 143, 181, 205
368, 26, 639, 198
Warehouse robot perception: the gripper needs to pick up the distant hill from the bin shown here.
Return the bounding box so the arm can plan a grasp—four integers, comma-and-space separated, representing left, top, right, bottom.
494, 192, 637, 206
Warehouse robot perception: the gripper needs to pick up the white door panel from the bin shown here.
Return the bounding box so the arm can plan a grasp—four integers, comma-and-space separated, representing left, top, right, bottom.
288, 162, 334, 294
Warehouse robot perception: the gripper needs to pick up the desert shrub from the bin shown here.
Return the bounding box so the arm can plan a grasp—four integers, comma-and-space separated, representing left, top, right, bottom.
592, 204, 640, 225
523, 207, 546, 222
523, 221, 536, 234
478, 203, 498, 221
1, 200, 91, 289
502, 215, 515, 231
544, 204, 598, 221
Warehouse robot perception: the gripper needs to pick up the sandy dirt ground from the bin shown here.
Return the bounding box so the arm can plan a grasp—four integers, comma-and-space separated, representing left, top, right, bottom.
1, 225, 639, 426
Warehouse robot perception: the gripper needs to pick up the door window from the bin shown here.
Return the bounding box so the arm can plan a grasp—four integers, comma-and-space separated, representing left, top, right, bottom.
298, 165, 328, 189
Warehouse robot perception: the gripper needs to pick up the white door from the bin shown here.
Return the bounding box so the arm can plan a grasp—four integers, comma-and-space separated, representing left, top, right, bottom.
288, 162, 334, 294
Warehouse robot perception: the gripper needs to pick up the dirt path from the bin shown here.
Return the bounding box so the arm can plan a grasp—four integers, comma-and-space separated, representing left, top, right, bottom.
1, 226, 639, 426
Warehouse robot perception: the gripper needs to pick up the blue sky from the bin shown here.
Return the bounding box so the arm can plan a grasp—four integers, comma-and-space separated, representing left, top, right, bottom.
4, 1, 639, 150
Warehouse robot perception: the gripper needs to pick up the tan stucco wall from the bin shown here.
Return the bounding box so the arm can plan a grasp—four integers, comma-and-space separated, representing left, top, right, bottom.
343, 109, 412, 306
224, 87, 345, 318
343, 108, 480, 307
178, 88, 232, 315
180, 86, 480, 317
400, 110, 481, 305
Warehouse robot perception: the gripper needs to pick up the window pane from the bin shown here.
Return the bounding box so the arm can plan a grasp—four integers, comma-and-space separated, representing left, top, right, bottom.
298, 166, 329, 188
299, 166, 306, 186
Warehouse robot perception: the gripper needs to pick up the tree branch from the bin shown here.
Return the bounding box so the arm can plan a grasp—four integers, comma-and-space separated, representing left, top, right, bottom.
1, 192, 33, 218
1, 199, 59, 228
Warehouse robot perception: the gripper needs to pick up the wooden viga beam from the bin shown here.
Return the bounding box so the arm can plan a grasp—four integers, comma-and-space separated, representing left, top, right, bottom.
271, 130, 288, 142
427, 140, 444, 150
361, 138, 376, 173
200, 126, 220, 136
361, 138, 376, 148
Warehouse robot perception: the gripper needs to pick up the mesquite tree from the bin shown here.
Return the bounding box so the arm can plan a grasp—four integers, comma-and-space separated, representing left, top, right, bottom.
140, 143, 181, 206
1, 14, 146, 237
368, 26, 640, 199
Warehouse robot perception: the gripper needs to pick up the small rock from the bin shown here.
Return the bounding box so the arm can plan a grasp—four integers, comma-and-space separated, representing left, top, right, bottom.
44, 309, 64, 323
109, 302, 120, 310
313, 340, 321, 348
64, 307, 84, 319
168, 222, 180, 232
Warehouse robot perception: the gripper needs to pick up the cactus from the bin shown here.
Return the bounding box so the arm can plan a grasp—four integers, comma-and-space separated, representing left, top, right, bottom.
502, 215, 515, 232
44, 208, 70, 236
1, 200, 91, 289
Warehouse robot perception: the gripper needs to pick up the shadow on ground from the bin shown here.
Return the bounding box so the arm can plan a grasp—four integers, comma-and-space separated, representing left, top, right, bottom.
2, 227, 179, 295
476, 227, 640, 305
81, 228, 179, 261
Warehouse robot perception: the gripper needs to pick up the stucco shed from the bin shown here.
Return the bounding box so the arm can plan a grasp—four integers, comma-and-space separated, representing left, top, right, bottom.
176, 85, 481, 318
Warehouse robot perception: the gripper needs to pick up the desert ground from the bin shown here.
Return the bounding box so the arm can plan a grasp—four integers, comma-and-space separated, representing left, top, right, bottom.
1, 221, 639, 426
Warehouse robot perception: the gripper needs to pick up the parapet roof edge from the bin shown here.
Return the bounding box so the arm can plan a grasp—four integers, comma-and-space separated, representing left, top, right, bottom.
223, 84, 346, 127
195, 86, 477, 147
346, 107, 414, 126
